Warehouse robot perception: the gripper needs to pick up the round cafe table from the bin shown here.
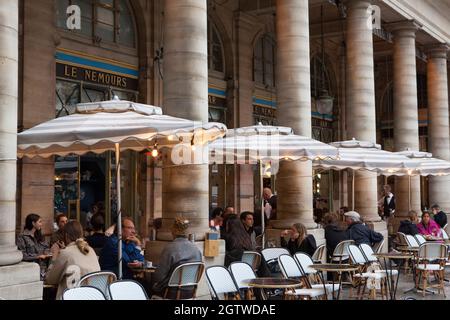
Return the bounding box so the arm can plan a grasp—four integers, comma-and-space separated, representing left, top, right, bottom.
241, 278, 302, 300
373, 252, 413, 300
310, 264, 359, 300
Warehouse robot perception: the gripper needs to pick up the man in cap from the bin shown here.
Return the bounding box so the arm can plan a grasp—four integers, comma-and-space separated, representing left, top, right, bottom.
152, 217, 202, 299
344, 211, 384, 246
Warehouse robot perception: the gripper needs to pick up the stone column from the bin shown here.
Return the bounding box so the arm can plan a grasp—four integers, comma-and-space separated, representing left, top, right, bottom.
427, 44, 450, 212
389, 21, 421, 221
0, 0, 23, 267
0, 1, 42, 300
160, 0, 209, 239
274, 0, 316, 230
345, 0, 380, 222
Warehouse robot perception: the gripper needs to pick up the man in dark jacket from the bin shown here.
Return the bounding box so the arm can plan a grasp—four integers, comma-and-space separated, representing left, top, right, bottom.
323, 212, 350, 259
431, 204, 447, 229
398, 210, 420, 236
344, 211, 384, 246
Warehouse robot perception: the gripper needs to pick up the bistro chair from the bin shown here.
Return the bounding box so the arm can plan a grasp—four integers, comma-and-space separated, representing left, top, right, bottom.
261, 247, 290, 275
348, 245, 387, 300
108, 280, 148, 300
331, 240, 355, 264
414, 234, 427, 245
415, 243, 447, 297
206, 266, 241, 300
77, 271, 117, 300
163, 262, 205, 300
229, 262, 257, 299
278, 254, 329, 300
62, 286, 106, 300
311, 244, 326, 263
241, 251, 262, 271
405, 235, 420, 248
372, 239, 385, 254
293, 253, 340, 298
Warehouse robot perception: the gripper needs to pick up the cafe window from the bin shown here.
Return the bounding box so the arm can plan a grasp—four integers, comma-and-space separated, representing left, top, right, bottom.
208, 23, 224, 74
253, 34, 276, 87
56, 0, 136, 48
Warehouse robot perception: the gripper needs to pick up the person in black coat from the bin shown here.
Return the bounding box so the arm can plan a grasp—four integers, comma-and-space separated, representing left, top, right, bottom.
431, 204, 447, 229
344, 211, 383, 246
398, 210, 420, 236
280, 223, 316, 256
322, 212, 350, 259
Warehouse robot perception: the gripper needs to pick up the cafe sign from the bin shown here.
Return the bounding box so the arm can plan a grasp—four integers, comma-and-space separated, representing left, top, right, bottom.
56, 48, 139, 91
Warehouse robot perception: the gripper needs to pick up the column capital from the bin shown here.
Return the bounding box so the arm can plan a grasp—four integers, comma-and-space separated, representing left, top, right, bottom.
426, 43, 449, 59
385, 20, 421, 37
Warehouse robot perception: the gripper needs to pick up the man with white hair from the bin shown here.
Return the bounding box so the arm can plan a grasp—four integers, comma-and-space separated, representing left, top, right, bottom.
344, 211, 383, 246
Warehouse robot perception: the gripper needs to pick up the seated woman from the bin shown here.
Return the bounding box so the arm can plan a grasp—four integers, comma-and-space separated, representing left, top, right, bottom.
45, 220, 100, 299
417, 211, 442, 238
16, 213, 50, 270
280, 223, 317, 256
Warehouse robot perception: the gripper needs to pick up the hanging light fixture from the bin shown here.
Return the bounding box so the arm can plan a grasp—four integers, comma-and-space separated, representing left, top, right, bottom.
316, 5, 334, 115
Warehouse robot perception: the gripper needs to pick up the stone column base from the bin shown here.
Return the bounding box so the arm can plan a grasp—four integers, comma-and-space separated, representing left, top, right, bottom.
0, 262, 42, 300
145, 239, 225, 300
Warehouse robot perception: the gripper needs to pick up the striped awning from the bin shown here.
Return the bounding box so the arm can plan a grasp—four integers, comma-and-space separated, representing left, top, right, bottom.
395, 150, 450, 176
18, 99, 227, 158
313, 139, 419, 175
209, 124, 339, 164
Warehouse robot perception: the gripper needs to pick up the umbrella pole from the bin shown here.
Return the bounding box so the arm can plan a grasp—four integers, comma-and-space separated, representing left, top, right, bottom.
260, 161, 265, 249
352, 170, 355, 211
115, 143, 122, 280
408, 175, 411, 212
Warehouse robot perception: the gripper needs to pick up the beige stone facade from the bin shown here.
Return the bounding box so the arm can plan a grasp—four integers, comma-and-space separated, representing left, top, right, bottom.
0, 0, 449, 299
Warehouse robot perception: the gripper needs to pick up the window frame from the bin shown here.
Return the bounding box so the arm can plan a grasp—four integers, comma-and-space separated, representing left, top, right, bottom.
253, 34, 276, 88
56, 0, 137, 49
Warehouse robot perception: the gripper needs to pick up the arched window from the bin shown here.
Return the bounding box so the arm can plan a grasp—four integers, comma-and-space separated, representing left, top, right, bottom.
208, 23, 224, 74
253, 34, 276, 87
56, 0, 136, 48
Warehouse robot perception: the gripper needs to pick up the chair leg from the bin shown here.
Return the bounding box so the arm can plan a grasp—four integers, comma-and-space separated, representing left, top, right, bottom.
423, 271, 427, 297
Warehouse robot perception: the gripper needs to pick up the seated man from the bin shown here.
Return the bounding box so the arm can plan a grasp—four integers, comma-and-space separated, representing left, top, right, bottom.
50, 214, 68, 247
431, 204, 448, 229
398, 210, 420, 236
344, 211, 383, 246
152, 217, 202, 299
99, 217, 144, 279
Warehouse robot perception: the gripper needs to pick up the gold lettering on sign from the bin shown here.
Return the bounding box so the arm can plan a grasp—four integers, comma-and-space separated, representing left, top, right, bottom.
98, 73, 104, 83
91, 71, 97, 82
85, 70, 91, 81
64, 65, 78, 79
122, 78, 127, 87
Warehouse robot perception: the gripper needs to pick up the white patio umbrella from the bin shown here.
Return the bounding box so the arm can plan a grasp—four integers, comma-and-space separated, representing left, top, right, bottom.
313, 139, 420, 210
18, 98, 227, 279
209, 123, 339, 247
394, 150, 450, 211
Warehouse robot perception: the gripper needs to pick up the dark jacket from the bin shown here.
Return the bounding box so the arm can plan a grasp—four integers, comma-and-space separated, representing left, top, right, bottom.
383, 195, 396, 217
99, 235, 144, 279
86, 232, 108, 255
280, 234, 317, 256
347, 222, 383, 246
16, 229, 49, 262
434, 211, 448, 229
324, 224, 350, 258
398, 220, 419, 236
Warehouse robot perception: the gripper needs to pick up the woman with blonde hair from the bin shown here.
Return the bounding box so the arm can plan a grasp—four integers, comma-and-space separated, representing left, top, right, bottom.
280, 223, 317, 256
45, 220, 100, 299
